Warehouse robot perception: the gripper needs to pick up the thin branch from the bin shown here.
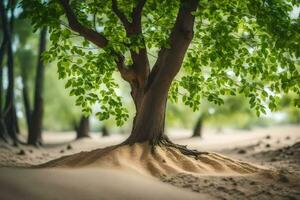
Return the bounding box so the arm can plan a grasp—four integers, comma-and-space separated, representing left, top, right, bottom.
93, 12, 97, 31
58, 0, 136, 85
131, 0, 146, 34
112, 0, 131, 29
59, 0, 108, 48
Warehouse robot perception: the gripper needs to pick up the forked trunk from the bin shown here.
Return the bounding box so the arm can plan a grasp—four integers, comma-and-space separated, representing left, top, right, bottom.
124, 0, 198, 146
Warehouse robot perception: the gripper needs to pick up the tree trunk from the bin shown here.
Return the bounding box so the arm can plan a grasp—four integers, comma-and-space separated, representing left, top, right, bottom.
123, 0, 198, 146
10, 2, 20, 136
192, 115, 203, 138
14, 107, 20, 134
22, 79, 32, 135
75, 116, 90, 139
102, 125, 109, 137
125, 87, 168, 145
20, 49, 32, 138
125, 85, 200, 156
27, 28, 47, 146
0, 19, 8, 142
0, 0, 18, 145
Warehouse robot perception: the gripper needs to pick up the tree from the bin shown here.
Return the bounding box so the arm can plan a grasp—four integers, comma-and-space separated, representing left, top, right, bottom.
27, 27, 47, 146
102, 125, 110, 137
0, 0, 18, 145
22, 0, 300, 155
192, 114, 206, 137
75, 115, 90, 139
278, 94, 300, 124
192, 95, 256, 137
0, 1, 9, 142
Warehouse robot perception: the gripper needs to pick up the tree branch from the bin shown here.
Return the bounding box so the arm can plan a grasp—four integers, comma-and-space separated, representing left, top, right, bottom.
112, 0, 131, 29
115, 55, 136, 82
111, 0, 149, 88
59, 0, 108, 48
133, 0, 146, 15
147, 0, 199, 91
129, 0, 149, 88
93, 12, 97, 31
132, 0, 146, 27
59, 0, 137, 86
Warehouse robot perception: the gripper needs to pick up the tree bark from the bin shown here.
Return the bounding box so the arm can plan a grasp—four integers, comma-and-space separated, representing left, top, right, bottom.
192, 115, 203, 137
75, 116, 90, 139
27, 28, 47, 145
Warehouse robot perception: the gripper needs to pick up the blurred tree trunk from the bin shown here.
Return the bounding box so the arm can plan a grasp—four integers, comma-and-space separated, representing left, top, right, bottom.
10, 2, 20, 136
0, 27, 9, 142
0, 0, 18, 145
22, 73, 32, 136
27, 28, 47, 146
102, 125, 109, 137
192, 115, 204, 138
75, 116, 90, 139
14, 109, 20, 134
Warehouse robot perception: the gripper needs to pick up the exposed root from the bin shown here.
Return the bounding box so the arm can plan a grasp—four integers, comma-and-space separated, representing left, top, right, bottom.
158, 137, 206, 157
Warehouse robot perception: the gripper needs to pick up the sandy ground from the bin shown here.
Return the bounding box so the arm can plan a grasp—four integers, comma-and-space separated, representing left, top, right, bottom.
0, 168, 204, 200
0, 125, 299, 200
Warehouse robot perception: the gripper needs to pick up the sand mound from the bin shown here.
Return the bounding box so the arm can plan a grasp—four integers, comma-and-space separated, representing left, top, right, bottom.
41, 143, 261, 177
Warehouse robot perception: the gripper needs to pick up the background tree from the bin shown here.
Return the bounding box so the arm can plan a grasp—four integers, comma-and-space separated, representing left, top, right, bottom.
192, 96, 256, 137
192, 113, 206, 137
22, 0, 300, 155
11, 7, 48, 146
75, 115, 90, 139
278, 94, 300, 124
27, 27, 47, 146
0, 0, 18, 145
102, 125, 110, 137
0, 1, 9, 142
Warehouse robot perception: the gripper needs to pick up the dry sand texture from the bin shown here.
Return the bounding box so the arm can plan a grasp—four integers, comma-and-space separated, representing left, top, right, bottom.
41, 143, 261, 177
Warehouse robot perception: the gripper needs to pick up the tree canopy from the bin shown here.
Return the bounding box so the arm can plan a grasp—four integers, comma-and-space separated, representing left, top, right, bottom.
22, 0, 300, 126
